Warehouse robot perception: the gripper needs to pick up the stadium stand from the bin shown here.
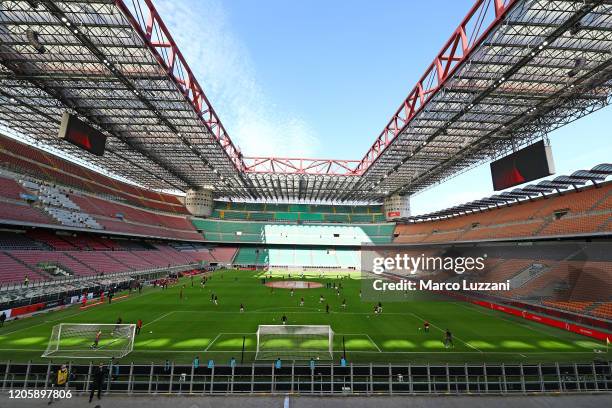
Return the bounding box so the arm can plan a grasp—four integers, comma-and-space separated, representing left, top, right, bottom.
207, 247, 238, 263
0, 170, 202, 241
394, 182, 611, 243
0, 135, 187, 214
211, 201, 386, 223
231, 245, 359, 269
233, 247, 266, 265
0, 231, 47, 250
0, 199, 57, 226
267, 247, 360, 269
192, 218, 395, 244
26, 230, 76, 251
0, 228, 231, 286
0, 175, 26, 200
0, 252, 41, 283
591, 303, 612, 319
380, 241, 610, 323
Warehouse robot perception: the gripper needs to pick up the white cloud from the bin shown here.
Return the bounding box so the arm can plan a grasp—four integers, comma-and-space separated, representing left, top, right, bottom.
155, 0, 320, 157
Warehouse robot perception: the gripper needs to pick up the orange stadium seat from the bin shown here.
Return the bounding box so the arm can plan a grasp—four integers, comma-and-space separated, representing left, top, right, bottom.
394, 182, 611, 243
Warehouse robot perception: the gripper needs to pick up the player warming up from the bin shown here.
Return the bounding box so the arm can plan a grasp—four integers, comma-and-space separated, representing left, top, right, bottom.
91, 330, 102, 349
444, 329, 454, 348
112, 317, 122, 335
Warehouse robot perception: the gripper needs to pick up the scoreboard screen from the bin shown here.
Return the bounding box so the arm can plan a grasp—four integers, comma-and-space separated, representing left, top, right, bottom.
58, 112, 107, 156
490, 140, 554, 191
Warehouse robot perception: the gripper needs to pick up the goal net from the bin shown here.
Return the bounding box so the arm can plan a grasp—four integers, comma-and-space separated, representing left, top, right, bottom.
255, 325, 334, 361
42, 323, 136, 359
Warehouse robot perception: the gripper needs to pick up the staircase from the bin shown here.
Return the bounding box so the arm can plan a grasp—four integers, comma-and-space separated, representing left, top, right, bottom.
509, 263, 550, 288
584, 301, 602, 313
533, 215, 555, 235
63, 252, 98, 274
37, 262, 74, 278
105, 253, 136, 271
588, 188, 611, 211
598, 216, 612, 232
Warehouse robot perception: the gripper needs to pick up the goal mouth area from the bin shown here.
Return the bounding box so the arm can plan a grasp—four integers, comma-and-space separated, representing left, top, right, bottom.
255, 324, 334, 361
42, 323, 136, 359
255, 351, 334, 361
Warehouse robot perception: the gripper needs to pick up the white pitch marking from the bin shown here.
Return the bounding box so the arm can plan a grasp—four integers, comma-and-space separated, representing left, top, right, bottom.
456, 303, 577, 343
204, 333, 223, 352
142, 311, 175, 328
364, 334, 382, 352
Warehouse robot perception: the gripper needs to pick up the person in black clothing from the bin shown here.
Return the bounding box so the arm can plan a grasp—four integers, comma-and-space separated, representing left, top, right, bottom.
0, 311, 6, 327
112, 317, 122, 335
444, 329, 454, 348
89, 363, 107, 403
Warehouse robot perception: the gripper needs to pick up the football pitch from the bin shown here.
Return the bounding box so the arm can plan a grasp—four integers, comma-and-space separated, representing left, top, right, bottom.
0, 269, 608, 364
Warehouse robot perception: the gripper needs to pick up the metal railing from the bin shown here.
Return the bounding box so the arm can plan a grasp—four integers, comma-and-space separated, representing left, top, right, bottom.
1, 361, 610, 395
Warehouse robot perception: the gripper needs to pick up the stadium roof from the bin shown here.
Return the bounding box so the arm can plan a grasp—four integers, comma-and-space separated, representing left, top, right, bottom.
403, 163, 612, 221
0, 0, 611, 202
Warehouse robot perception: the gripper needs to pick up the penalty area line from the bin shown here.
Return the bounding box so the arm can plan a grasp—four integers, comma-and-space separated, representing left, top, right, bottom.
142, 311, 175, 328
365, 334, 382, 352
204, 333, 223, 352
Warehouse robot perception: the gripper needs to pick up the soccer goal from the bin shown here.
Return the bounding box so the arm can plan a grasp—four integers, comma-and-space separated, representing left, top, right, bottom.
255, 325, 334, 361
42, 323, 136, 359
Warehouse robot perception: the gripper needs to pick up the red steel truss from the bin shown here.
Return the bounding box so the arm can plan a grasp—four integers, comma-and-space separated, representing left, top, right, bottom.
355, 0, 517, 175
243, 157, 361, 176
116, 0, 245, 172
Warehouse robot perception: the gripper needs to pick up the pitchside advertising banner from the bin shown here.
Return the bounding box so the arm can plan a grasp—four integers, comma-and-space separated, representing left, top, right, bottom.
360, 241, 611, 303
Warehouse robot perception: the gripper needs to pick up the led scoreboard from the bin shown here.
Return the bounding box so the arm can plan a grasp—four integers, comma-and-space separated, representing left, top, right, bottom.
58, 112, 107, 156
490, 140, 555, 191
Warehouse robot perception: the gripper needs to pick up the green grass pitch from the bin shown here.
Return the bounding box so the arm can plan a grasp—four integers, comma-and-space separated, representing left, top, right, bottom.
0, 269, 608, 364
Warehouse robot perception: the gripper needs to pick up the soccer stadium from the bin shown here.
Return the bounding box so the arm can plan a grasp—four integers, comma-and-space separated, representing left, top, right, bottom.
0, 0, 610, 406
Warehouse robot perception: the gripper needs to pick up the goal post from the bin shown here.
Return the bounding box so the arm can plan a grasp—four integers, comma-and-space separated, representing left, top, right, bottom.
42, 323, 136, 359
255, 325, 334, 361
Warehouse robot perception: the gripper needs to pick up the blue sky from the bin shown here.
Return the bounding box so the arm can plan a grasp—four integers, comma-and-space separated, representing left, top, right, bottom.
156, 0, 611, 214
